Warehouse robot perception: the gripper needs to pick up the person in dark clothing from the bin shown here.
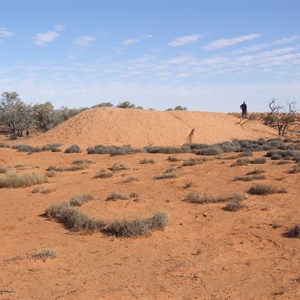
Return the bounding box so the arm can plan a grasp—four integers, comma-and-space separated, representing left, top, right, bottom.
240, 101, 247, 118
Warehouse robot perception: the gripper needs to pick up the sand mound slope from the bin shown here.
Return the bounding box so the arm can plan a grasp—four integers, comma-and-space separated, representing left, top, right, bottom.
29, 108, 278, 148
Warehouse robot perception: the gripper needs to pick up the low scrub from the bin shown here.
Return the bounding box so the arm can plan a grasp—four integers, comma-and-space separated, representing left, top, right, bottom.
106, 191, 128, 201
45, 203, 168, 237
0, 172, 48, 188
231, 158, 249, 167
13, 144, 42, 153
69, 194, 94, 206
145, 146, 189, 154
72, 159, 95, 165
246, 169, 265, 175
65, 144, 81, 153
194, 146, 223, 156
223, 198, 247, 212
47, 163, 89, 172
109, 162, 130, 171
282, 225, 300, 238
87, 145, 137, 155
288, 163, 300, 174
0, 166, 9, 174
0, 142, 10, 148
45, 202, 105, 231
167, 156, 181, 162
124, 176, 140, 183
185, 192, 247, 204
33, 248, 57, 260
102, 211, 168, 237
95, 169, 113, 178
153, 168, 179, 180
250, 157, 267, 164
247, 184, 287, 195
42, 144, 63, 152
234, 174, 266, 181
140, 158, 157, 164
182, 158, 205, 166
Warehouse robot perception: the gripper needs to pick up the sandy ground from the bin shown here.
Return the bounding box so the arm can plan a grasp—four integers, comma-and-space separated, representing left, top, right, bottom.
0, 110, 299, 299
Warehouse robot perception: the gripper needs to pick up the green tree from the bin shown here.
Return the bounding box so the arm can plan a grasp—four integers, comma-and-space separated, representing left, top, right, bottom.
33, 102, 55, 132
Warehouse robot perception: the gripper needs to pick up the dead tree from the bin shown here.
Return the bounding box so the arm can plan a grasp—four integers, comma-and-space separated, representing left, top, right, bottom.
186, 128, 195, 144
265, 98, 297, 136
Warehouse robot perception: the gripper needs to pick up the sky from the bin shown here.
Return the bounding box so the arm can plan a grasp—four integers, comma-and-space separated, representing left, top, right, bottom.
0, 0, 300, 112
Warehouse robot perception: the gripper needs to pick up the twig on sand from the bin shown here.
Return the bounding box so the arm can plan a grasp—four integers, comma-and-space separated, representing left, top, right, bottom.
0, 289, 16, 293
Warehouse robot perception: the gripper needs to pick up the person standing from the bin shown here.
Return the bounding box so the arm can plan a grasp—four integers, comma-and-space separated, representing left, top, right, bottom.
240, 101, 247, 118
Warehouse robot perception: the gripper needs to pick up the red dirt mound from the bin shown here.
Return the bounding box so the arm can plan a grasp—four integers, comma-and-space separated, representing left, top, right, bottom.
27, 108, 278, 148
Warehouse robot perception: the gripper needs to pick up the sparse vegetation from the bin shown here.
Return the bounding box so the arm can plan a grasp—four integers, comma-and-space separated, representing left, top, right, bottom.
247, 184, 287, 195
139, 158, 157, 164
231, 158, 249, 167
282, 225, 300, 238
288, 163, 300, 174
167, 156, 181, 162
250, 157, 267, 164
65, 144, 81, 153
0, 142, 10, 148
0, 172, 48, 188
69, 194, 95, 206
246, 169, 265, 175
234, 174, 266, 181
124, 176, 140, 183
87, 144, 137, 155
182, 158, 204, 166
153, 168, 179, 179
185, 192, 247, 204
95, 169, 113, 178
106, 191, 128, 201
42, 144, 63, 152
33, 248, 57, 260
47, 163, 89, 172
109, 162, 130, 171
0, 166, 8, 174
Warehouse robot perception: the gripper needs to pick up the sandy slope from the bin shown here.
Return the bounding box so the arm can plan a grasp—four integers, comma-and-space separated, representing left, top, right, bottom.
25, 108, 278, 148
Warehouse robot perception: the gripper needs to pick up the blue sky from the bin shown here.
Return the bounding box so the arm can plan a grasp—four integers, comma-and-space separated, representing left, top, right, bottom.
0, 0, 300, 112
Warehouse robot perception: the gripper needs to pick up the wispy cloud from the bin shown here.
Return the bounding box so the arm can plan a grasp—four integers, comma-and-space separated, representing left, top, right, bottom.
274, 35, 300, 45
168, 34, 203, 47
120, 38, 139, 46
33, 25, 64, 46
74, 35, 96, 46
202, 34, 261, 51
0, 27, 13, 43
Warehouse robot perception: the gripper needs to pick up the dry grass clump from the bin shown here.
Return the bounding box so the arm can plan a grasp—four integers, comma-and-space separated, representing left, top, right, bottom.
95, 169, 113, 178
42, 144, 63, 152
195, 146, 223, 156
231, 158, 250, 167
102, 211, 168, 237
47, 163, 89, 172
0, 142, 10, 148
45, 170, 57, 177
250, 157, 267, 164
124, 176, 140, 183
72, 159, 95, 165
106, 191, 128, 201
234, 174, 266, 181
109, 162, 130, 171
87, 144, 136, 155
246, 169, 265, 175
238, 151, 253, 157
153, 167, 179, 180
183, 180, 193, 189
0, 172, 48, 188
185, 192, 247, 204
139, 158, 157, 164
69, 194, 95, 206
45, 202, 105, 232
247, 184, 287, 195
13, 144, 42, 153
182, 158, 205, 166
0, 166, 9, 174
282, 225, 300, 238
288, 163, 300, 174
33, 248, 57, 260
32, 186, 56, 194
145, 146, 189, 154
64, 144, 81, 153
167, 156, 181, 162
45, 203, 168, 237
223, 194, 248, 212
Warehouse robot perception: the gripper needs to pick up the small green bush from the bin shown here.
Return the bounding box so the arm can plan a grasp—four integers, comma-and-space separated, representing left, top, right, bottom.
69, 194, 94, 206
247, 184, 287, 195
0, 172, 48, 188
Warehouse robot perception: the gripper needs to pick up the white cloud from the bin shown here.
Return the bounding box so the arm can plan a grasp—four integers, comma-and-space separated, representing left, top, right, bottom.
202, 34, 261, 51
0, 27, 13, 38
168, 34, 203, 47
274, 35, 300, 45
121, 38, 139, 46
33, 25, 64, 46
74, 35, 96, 46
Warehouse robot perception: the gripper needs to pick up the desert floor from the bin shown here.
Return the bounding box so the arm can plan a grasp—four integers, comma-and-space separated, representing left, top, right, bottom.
0, 110, 299, 300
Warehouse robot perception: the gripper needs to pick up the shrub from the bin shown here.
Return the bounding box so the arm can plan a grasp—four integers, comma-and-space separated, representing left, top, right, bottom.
69, 194, 94, 206
282, 225, 300, 238
288, 163, 300, 174
124, 176, 140, 183
102, 211, 168, 237
238, 151, 253, 157
14, 144, 42, 153
182, 158, 204, 166
33, 248, 57, 260
0, 172, 48, 188
0, 142, 10, 148
231, 158, 249, 167
247, 184, 287, 195
87, 145, 137, 155
153, 168, 179, 179
47, 163, 89, 172
72, 159, 95, 165
45, 202, 105, 231
95, 169, 113, 178
250, 157, 267, 164
110, 162, 130, 171
246, 169, 265, 175
42, 144, 63, 152
195, 146, 223, 156
145, 146, 189, 154
234, 174, 266, 181
183, 180, 193, 189
106, 191, 128, 201
140, 158, 157, 164
185, 192, 247, 204
167, 156, 181, 162
0, 166, 8, 174
45, 170, 57, 177
223, 196, 247, 212
64, 144, 81, 153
